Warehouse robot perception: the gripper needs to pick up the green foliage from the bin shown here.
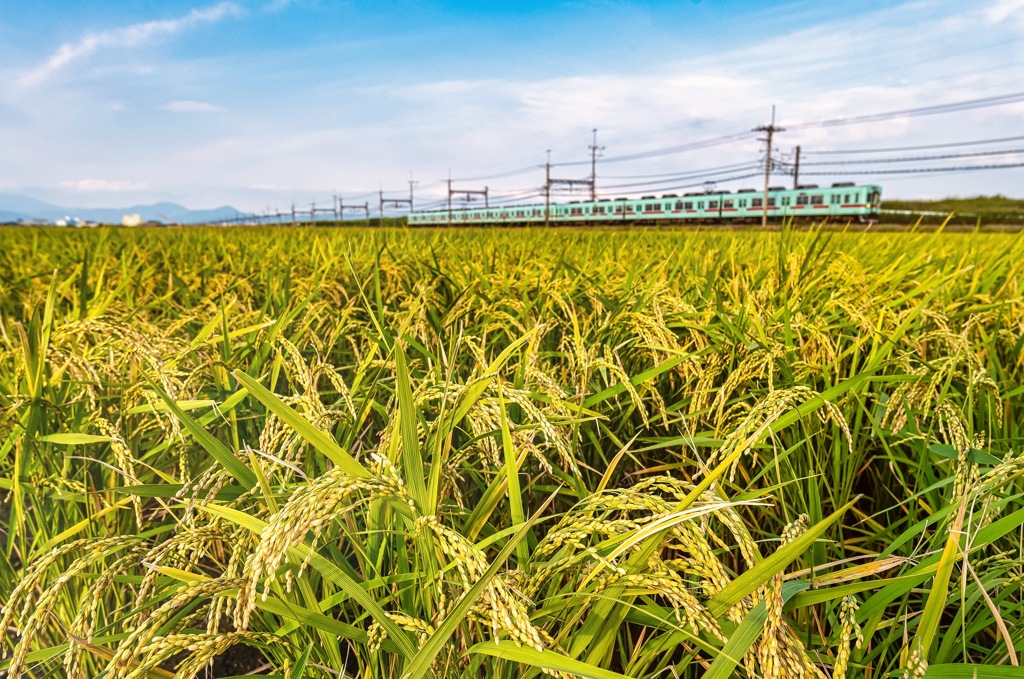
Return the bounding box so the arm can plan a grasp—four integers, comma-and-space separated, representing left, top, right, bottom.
884, 194, 1024, 226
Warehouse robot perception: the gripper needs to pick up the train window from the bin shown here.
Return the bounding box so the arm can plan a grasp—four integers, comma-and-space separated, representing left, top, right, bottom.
768, 198, 776, 206
810, 195, 824, 205
724, 199, 734, 208
709, 200, 718, 209
752, 198, 763, 208
782, 196, 790, 206
844, 194, 851, 203
698, 201, 704, 209
796, 195, 809, 206
830, 195, 841, 205
675, 201, 684, 210
738, 199, 747, 208
684, 201, 693, 210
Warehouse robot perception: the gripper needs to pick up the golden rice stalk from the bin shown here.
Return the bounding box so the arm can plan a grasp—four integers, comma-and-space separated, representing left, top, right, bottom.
413, 514, 546, 651
126, 631, 284, 679
235, 464, 411, 630
833, 595, 864, 679
107, 578, 246, 679
1, 536, 144, 677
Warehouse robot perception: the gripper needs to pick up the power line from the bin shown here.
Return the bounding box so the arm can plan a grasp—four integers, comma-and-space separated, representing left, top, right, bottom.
599, 164, 763, 189
807, 134, 1024, 155
794, 147, 1024, 166
802, 161, 1024, 175
785, 89, 1024, 131
611, 172, 765, 195
550, 130, 752, 167
601, 160, 759, 180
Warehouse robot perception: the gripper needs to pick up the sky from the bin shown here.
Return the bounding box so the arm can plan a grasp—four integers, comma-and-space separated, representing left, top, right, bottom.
1, 0, 1024, 213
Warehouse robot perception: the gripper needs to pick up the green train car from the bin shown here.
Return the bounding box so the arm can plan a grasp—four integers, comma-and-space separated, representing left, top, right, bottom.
408, 183, 882, 226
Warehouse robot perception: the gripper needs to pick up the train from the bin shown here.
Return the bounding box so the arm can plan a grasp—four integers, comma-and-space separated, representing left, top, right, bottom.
408, 183, 882, 226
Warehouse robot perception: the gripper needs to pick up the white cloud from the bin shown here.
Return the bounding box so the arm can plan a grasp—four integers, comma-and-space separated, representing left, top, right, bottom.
20, 2, 243, 88
164, 99, 225, 113
985, 0, 1024, 24
60, 179, 149, 192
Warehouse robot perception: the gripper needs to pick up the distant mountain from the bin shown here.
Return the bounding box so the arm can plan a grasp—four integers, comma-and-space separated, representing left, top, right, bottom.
0, 193, 240, 224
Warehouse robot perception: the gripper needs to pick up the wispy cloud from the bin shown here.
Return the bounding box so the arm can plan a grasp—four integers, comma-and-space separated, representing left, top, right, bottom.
164, 99, 225, 113
20, 2, 243, 88
60, 179, 149, 192
985, 0, 1024, 23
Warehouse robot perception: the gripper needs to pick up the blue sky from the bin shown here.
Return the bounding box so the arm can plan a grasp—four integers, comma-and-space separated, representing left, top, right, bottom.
2, 0, 1023, 211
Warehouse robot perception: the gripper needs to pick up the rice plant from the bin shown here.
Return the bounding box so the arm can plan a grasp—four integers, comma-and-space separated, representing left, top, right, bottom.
1, 224, 1022, 678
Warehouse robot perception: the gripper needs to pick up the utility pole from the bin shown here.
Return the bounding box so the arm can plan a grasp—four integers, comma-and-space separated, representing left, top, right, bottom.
545, 150, 551, 228
589, 129, 604, 202
753, 105, 784, 229
447, 182, 489, 224
337, 198, 369, 224
408, 172, 418, 212
333, 194, 340, 223
793, 145, 801, 190
545, 148, 595, 227
311, 201, 337, 226
379, 185, 414, 226
291, 203, 296, 228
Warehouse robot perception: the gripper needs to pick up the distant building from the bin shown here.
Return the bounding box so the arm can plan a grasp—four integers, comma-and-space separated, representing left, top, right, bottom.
55, 215, 86, 227
122, 213, 143, 227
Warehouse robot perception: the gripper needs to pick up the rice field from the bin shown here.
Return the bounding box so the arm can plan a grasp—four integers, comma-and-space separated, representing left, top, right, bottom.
1, 224, 1022, 679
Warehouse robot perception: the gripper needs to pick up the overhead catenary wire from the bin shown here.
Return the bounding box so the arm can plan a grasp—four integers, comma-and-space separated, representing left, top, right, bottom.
784, 90, 1024, 131
598, 164, 763, 190
600, 160, 761, 180
806, 134, 1024, 155
800, 161, 1024, 175
549, 130, 753, 167
793, 147, 1024, 166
